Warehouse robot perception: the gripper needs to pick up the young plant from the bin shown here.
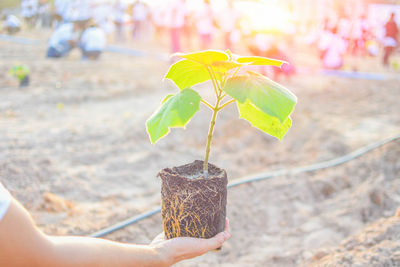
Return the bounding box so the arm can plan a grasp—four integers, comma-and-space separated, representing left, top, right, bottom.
9, 64, 30, 86
146, 50, 297, 177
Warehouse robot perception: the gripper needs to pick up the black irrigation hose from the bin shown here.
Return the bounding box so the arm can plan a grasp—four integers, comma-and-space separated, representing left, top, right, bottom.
90, 134, 400, 238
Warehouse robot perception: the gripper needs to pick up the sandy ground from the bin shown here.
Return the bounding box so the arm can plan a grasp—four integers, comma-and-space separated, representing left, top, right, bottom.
1, 31, 400, 266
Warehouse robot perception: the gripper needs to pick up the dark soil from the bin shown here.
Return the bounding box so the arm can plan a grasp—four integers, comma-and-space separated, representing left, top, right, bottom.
158, 160, 227, 239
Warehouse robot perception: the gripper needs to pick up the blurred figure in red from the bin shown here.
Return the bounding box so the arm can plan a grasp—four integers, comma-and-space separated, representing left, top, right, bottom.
182, 3, 195, 50
195, 0, 214, 50
383, 12, 399, 67
247, 33, 295, 80
168, 0, 186, 53
265, 43, 295, 80
152, 3, 167, 42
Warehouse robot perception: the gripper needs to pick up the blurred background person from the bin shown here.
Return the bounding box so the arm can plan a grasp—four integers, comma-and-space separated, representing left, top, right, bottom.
318, 26, 347, 70
53, 0, 70, 26
38, 0, 52, 28
151, 2, 167, 42
113, 0, 127, 42
265, 42, 296, 80
349, 16, 364, 56
383, 12, 399, 67
2, 14, 21, 35
66, 0, 91, 25
338, 16, 351, 43
131, 0, 149, 40
79, 21, 106, 60
21, 0, 38, 28
46, 21, 83, 58
167, 0, 186, 53
92, 1, 113, 33
182, 4, 195, 51
218, 0, 240, 51
195, 0, 214, 49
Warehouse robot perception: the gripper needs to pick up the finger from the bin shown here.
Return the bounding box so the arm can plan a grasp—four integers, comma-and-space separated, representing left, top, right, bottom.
224, 218, 230, 233
169, 231, 230, 262
204, 230, 230, 251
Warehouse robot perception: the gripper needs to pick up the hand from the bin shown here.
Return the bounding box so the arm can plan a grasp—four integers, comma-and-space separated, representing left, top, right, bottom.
150, 218, 231, 266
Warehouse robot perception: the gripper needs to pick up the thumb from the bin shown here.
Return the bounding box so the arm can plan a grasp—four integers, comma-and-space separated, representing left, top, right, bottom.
206, 231, 231, 250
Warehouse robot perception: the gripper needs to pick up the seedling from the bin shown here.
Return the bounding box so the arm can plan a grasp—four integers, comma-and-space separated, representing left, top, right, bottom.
146, 50, 297, 240
9, 64, 30, 87
147, 50, 297, 176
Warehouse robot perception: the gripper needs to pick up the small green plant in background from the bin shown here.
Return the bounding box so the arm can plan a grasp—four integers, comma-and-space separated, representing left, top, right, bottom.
146, 50, 297, 176
9, 64, 30, 86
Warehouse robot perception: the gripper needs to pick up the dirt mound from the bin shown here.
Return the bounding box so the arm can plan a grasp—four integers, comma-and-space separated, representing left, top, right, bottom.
305, 209, 400, 267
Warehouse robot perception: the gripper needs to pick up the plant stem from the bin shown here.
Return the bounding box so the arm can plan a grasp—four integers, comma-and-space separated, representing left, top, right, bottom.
203, 95, 221, 176
203, 67, 225, 177
206, 67, 219, 97
201, 99, 214, 110
232, 67, 241, 78
218, 99, 235, 111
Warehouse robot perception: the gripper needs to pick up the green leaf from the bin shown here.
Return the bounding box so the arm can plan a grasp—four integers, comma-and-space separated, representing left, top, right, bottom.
9, 65, 30, 80
165, 59, 211, 90
223, 72, 296, 123
212, 61, 243, 72
174, 50, 229, 66
237, 101, 292, 140
236, 56, 287, 67
162, 94, 174, 103
146, 88, 201, 144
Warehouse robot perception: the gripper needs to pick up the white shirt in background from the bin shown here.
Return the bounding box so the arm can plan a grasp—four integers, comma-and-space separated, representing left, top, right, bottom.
218, 5, 240, 33
66, 0, 91, 22
38, 3, 50, 15
48, 22, 74, 47
254, 33, 273, 52
167, 0, 186, 29
92, 4, 111, 26
81, 27, 106, 51
351, 18, 363, 40
0, 183, 11, 222
152, 3, 167, 28
55, 0, 70, 19
132, 2, 148, 22
318, 30, 332, 51
195, 3, 213, 35
113, 2, 127, 23
21, 0, 38, 18
338, 18, 351, 39
4, 15, 21, 28
321, 33, 347, 69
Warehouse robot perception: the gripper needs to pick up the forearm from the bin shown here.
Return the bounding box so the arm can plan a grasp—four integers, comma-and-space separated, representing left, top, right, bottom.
1, 198, 229, 267
0, 199, 169, 267
46, 235, 167, 267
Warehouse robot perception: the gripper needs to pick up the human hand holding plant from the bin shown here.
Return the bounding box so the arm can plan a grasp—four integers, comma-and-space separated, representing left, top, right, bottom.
150, 218, 230, 266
